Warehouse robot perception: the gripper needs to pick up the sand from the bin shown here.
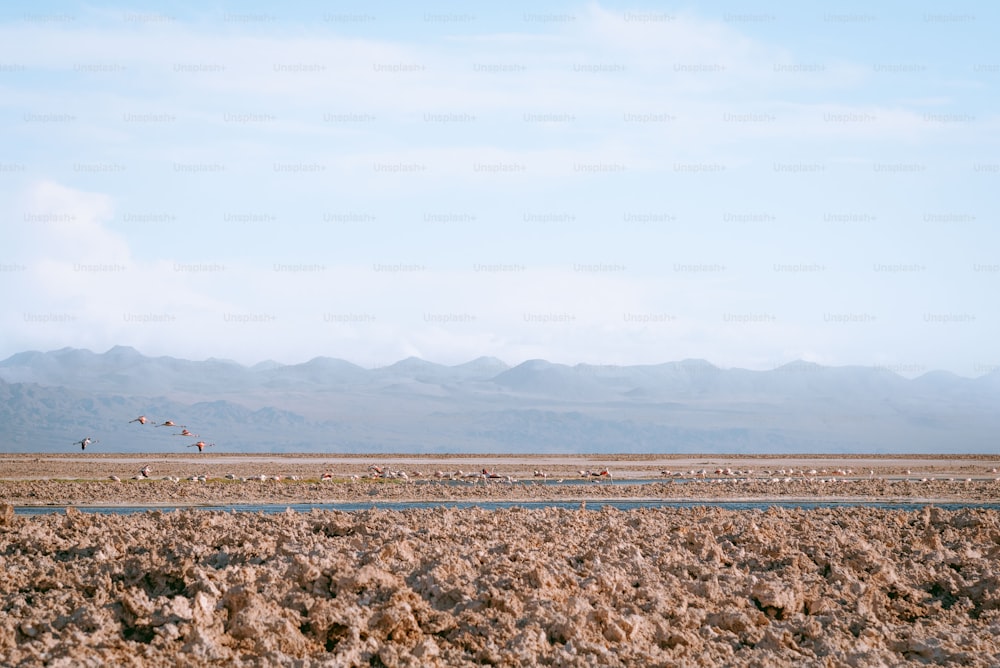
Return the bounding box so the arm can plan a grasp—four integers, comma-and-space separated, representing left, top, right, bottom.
2, 454, 1000, 666
2, 453, 999, 507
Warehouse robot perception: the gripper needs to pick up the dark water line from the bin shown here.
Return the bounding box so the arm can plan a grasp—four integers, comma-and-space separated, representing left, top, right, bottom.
416, 478, 661, 486
14, 500, 1000, 516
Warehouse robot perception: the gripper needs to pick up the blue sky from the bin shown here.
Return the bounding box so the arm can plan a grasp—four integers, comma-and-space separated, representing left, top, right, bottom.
1, 0, 996, 375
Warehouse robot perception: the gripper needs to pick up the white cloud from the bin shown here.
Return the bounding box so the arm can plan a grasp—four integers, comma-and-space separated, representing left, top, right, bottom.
0, 6, 993, 373
16, 181, 122, 259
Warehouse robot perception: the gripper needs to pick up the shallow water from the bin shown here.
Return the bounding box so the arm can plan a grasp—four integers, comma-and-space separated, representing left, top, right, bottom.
14, 499, 1000, 515
417, 476, 661, 486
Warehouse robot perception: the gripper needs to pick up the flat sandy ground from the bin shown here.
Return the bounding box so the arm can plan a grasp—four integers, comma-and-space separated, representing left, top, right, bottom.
2, 453, 999, 506
6, 452, 1000, 480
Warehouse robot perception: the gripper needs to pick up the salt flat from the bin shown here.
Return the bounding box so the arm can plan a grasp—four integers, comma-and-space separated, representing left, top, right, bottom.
2, 502, 998, 666
1, 453, 998, 507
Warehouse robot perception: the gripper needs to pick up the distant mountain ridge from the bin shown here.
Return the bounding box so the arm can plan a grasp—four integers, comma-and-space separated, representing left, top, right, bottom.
0, 346, 997, 453
0, 346, 512, 395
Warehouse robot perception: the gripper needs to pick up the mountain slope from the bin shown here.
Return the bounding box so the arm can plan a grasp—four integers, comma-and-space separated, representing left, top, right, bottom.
1, 347, 997, 453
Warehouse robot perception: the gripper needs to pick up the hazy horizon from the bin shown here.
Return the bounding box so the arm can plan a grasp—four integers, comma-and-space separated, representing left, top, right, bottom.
3, 343, 998, 381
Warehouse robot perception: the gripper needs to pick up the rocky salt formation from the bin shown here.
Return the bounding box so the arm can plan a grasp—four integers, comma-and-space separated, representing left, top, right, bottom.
1, 503, 999, 666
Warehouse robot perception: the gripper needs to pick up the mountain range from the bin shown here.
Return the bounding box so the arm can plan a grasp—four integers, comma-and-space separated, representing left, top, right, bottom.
1, 346, 997, 453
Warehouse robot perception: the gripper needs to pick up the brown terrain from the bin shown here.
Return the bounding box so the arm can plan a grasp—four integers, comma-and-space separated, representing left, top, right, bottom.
1, 454, 999, 666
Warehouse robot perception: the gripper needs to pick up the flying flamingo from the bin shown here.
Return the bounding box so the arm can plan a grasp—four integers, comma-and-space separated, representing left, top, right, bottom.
73, 437, 98, 450
187, 441, 214, 452
156, 420, 184, 428
128, 416, 151, 425
139, 465, 152, 478
173, 428, 199, 437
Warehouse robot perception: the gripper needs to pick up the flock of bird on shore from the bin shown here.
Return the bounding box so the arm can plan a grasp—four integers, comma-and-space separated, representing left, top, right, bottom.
90, 461, 1000, 487
363, 465, 614, 484
67, 425, 1000, 487
67, 421, 620, 485
59, 440, 1000, 486
73, 415, 214, 453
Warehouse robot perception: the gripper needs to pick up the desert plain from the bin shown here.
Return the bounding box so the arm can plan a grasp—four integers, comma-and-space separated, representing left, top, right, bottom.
2, 453, 999, 666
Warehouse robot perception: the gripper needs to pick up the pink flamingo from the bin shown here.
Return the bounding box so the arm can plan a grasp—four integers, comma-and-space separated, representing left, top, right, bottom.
187, 441, 214, 452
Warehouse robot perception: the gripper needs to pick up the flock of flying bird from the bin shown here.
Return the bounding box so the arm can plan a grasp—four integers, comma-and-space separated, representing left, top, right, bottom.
73, 415, 215, 452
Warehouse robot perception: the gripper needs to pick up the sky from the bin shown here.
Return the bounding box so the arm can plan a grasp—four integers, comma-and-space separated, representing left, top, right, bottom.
0, 0, 997, 376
